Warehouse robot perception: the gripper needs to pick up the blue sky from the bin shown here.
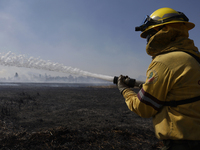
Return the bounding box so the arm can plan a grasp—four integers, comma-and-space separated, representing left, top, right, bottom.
0, 0, 199, 80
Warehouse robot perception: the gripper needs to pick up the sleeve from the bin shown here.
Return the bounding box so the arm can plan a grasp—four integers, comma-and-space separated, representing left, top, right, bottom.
122, 61, 173, 118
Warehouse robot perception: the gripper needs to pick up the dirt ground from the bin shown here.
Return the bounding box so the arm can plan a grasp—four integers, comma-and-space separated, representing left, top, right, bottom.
0, 84, 163, 150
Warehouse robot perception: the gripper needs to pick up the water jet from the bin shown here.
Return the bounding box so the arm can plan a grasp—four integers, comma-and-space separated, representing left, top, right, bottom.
0, 51, 144, 87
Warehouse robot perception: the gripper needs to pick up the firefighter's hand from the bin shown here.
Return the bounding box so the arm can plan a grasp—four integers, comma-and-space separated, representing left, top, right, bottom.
117, 75, 129, 94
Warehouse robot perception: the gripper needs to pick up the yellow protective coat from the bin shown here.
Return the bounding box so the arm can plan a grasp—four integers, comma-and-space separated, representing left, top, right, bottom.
122, 24, 200, 140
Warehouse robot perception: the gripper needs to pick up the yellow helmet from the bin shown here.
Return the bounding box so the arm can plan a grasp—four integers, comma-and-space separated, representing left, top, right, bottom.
135, 7, 195, 38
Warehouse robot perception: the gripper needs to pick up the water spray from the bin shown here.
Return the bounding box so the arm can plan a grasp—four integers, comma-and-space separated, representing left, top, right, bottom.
0, 51, 144, 87
0, 51, 113, 81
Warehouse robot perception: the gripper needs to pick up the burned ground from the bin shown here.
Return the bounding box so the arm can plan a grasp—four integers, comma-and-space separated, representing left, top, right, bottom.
0, 84, 162, 149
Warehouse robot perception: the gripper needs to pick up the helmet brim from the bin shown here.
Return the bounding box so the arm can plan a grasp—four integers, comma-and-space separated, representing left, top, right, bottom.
140, 21, 195, 38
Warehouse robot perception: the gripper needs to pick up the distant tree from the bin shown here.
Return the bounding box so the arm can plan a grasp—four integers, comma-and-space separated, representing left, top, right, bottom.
15, 72, 19, 78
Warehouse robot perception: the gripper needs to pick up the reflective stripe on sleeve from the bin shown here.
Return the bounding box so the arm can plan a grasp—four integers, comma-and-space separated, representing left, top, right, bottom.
137, 88, 163, 111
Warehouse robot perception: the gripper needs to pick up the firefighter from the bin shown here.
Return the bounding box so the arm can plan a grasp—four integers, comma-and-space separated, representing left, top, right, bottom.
117, 7, 200, 150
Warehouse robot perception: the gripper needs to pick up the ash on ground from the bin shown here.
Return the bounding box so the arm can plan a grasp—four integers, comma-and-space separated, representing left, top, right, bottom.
0, 84, 162, 150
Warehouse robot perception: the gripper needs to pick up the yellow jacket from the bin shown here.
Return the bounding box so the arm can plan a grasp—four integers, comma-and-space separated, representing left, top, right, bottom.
123, 50, 200, 140
122, 24, 200, 140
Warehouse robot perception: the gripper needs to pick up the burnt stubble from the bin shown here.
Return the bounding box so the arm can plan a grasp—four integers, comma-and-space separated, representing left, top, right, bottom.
0, 84, 161, 150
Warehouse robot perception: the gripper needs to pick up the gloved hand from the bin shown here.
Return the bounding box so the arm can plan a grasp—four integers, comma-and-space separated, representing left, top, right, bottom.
117, 75, 130, 94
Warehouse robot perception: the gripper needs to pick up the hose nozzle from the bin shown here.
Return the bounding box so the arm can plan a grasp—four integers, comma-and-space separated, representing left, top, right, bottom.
113, 76, 144, 88
113, 76, 136, 88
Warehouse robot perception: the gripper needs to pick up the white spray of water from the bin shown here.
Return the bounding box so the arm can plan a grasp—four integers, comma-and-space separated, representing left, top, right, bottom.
0, 52, 114, 82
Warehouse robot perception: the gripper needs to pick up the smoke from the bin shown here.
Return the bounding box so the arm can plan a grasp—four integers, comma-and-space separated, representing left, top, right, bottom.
0, 51, 114, 82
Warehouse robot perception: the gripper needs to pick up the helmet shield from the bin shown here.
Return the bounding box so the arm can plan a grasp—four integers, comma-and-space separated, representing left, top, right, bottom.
135, 15, 155, 32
